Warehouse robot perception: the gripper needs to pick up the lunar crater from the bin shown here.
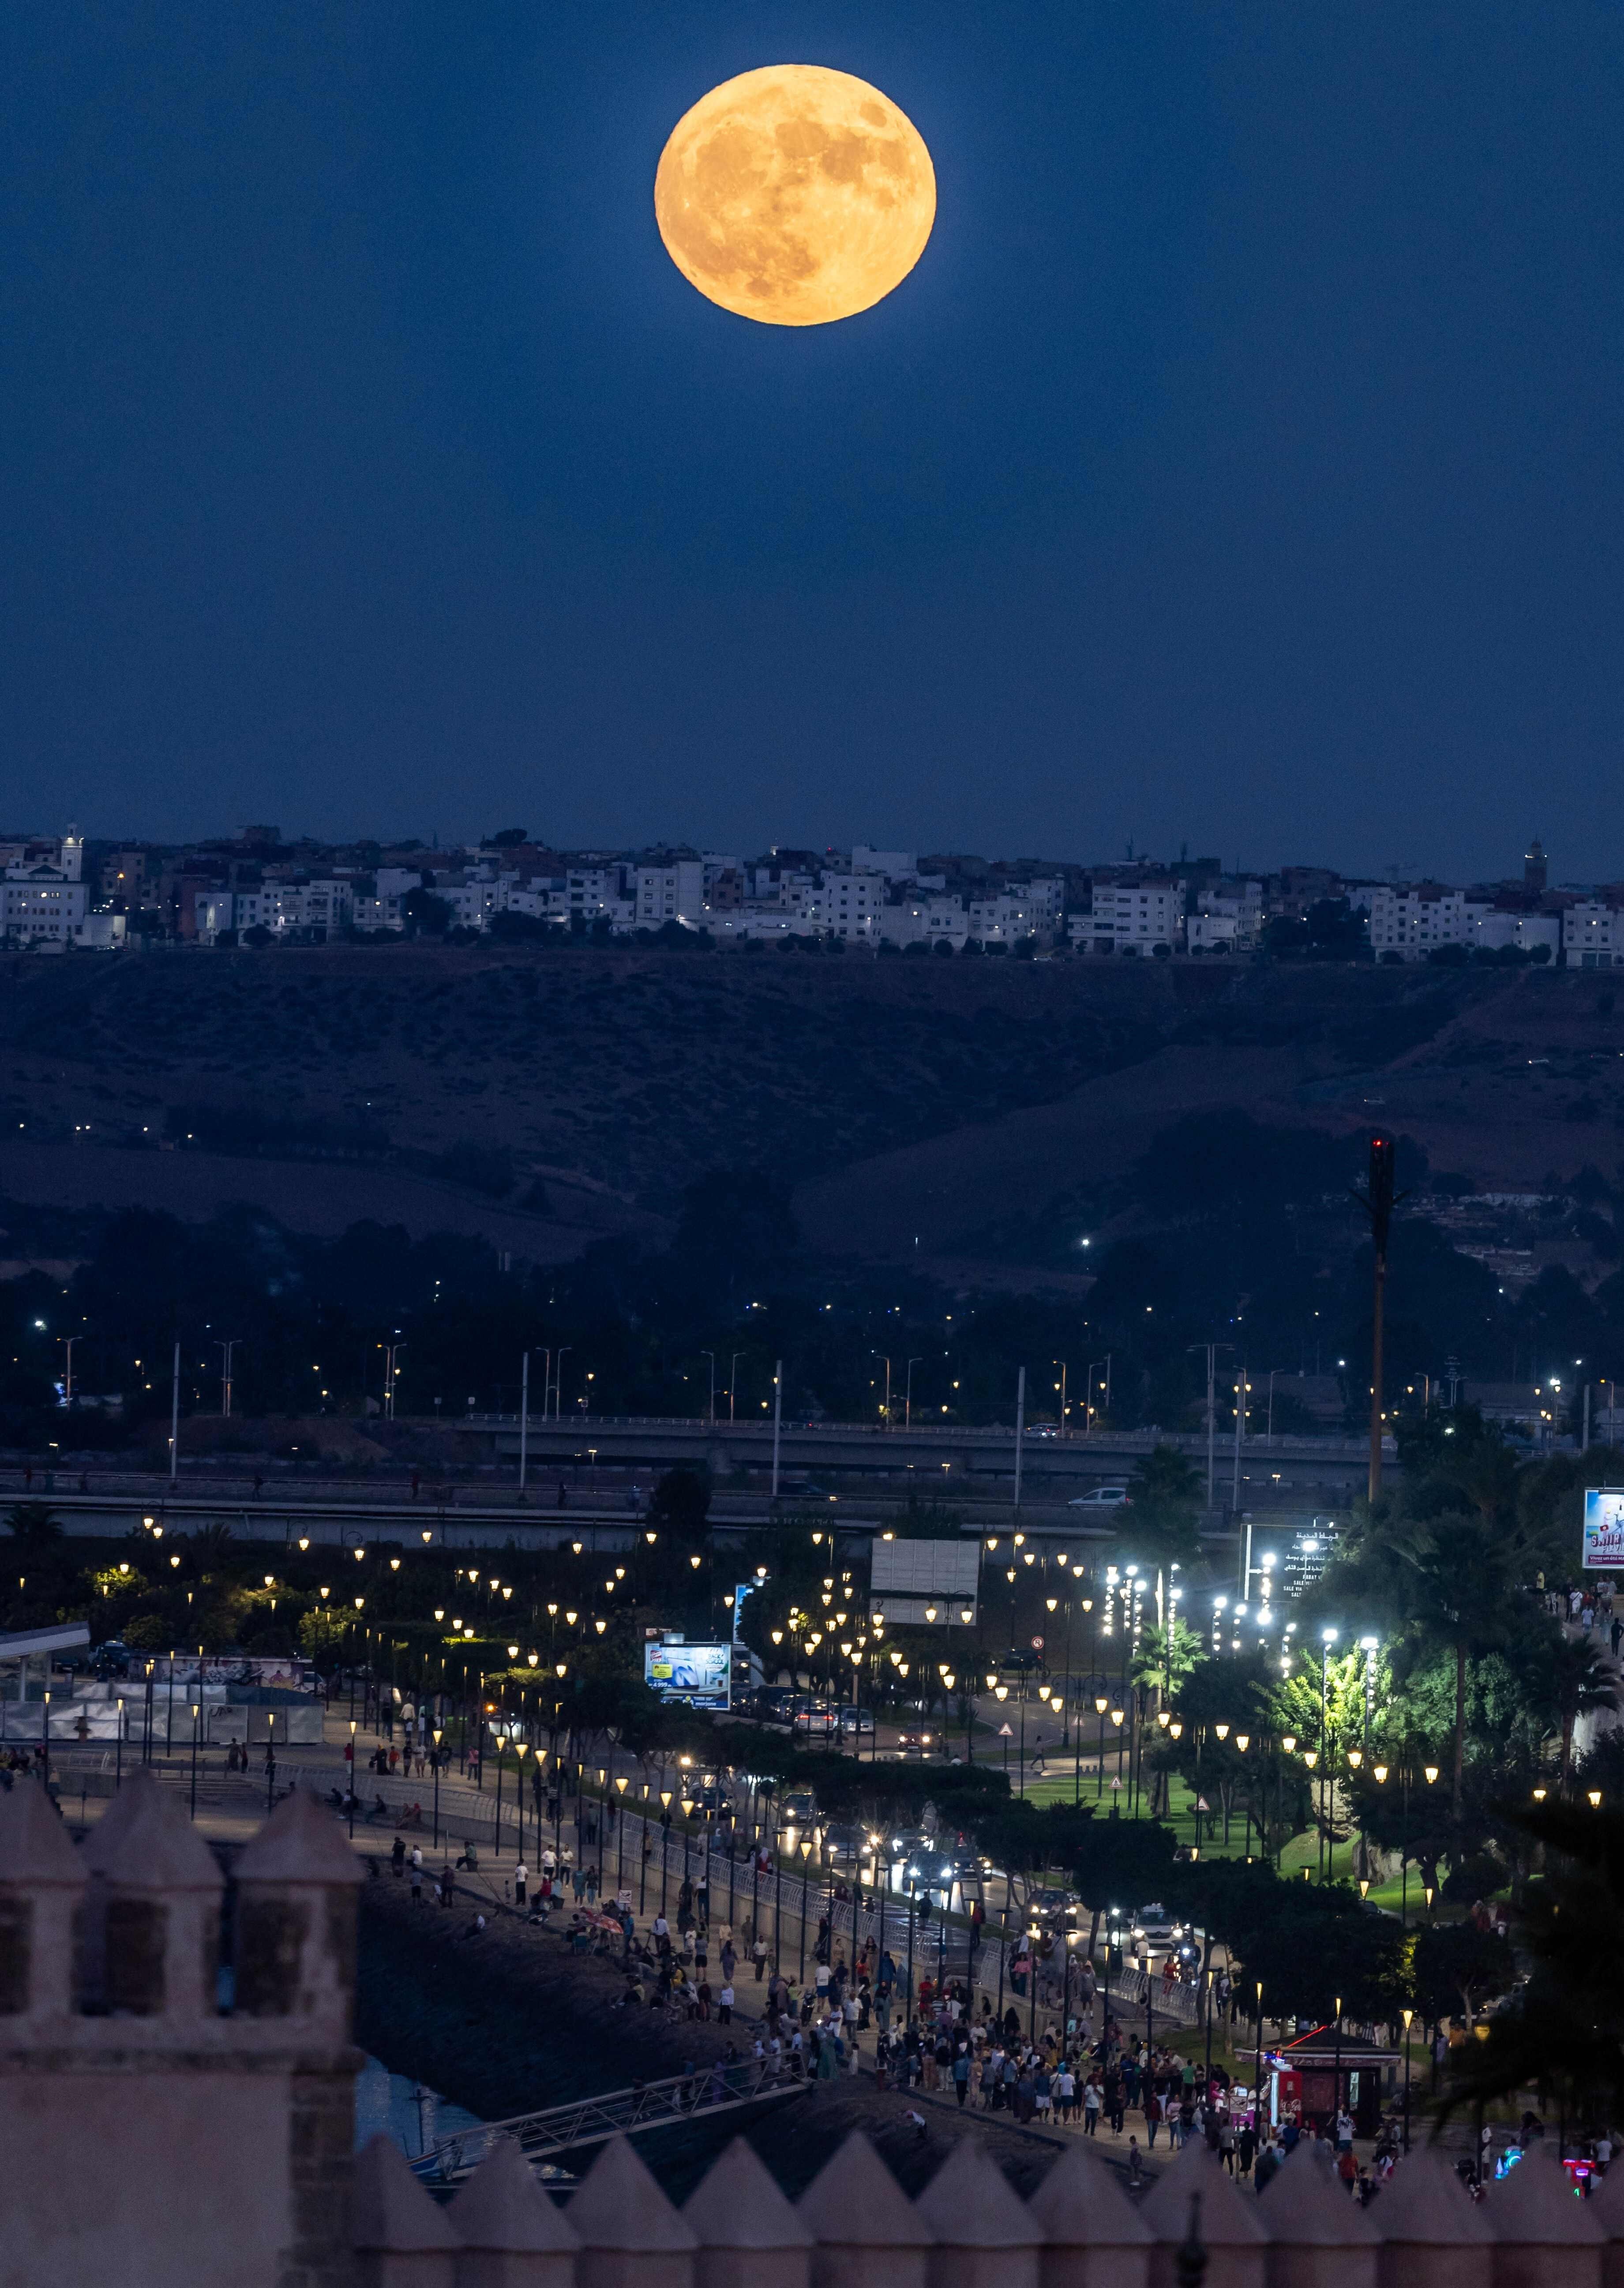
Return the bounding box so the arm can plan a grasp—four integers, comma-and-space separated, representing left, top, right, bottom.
655, 64, 936, 326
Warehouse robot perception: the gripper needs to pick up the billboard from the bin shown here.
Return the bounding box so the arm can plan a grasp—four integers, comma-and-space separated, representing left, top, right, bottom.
1582, 1488, 1624, 1570
644, 1640, 732, 1709
870, 1535, 979, 1627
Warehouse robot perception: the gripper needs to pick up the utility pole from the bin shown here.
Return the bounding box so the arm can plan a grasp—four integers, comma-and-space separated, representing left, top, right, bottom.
553, 1348, 571, 1421
1205, 1345, 1217, 1510
1231, 1361, 1245, 1514
57, 1336, 78, 1409
1013, 1367, 1026, 1513
169, 1341, 180, 1483
519, 1351, 529, 1489
701, 1351, 716, 1425
1583, 1382, 1591, 1454
215, 1338, 240, 1418
1352, 1136, 1402, 1503
905, 1357, 922, 1431
729, 1351, 743, 1423
771, 1360, 783, 1500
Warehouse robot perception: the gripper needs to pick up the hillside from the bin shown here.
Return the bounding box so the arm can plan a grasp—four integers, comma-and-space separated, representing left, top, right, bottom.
0, 945, 1616, 1284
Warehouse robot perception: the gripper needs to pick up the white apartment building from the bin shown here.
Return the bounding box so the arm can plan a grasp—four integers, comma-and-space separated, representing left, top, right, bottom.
566, 868, 637, 929
199, 879, 355, 942
1187, 878, 1264, 956
634, 861, 705, 926
1076, 878, 1187, 954
878, 894, 969, 951
352, 869, 424, 932
1464, 904, 1560, 961
3, 872, 89, 946
1564, 901, 1624, 968
1368, 884, 1468, 960
851, 846, 920, 883
810, 870, 887, 939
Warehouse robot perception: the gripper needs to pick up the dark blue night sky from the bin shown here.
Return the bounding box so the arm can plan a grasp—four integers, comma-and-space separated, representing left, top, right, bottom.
3, 4, 1620, 875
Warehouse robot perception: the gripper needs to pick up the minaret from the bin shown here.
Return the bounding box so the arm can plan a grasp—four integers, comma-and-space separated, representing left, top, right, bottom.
1524, 838, 1548, 893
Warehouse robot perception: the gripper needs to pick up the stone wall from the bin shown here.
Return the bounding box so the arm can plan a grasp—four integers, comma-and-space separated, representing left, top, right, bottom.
2, 1771, 1618, 2288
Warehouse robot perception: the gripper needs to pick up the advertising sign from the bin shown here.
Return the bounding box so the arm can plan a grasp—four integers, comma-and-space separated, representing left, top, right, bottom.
1582, 1488, 1624, 1570
644, 1640, 732, 1710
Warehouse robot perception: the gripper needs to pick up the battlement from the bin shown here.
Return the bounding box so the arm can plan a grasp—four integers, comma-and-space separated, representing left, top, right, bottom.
0, 1773, 1617, 2286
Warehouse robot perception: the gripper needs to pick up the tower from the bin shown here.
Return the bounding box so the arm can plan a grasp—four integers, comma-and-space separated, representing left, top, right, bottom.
1524, 838, 1547, 893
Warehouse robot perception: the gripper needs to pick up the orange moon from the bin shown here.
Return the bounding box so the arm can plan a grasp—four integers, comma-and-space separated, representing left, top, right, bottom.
654, 65, 936, 326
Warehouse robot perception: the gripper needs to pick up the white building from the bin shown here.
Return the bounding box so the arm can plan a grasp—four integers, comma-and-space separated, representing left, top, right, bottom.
634, 861, 705, 926
1464, 903, 1560, 961
1188, 878, 1264, 956
810, 870, 888, 939
1368, 884, 1468, 960
878, 892, 969, 950
198, 879, 355, 943
1076, 878, 1187, 955
0, 828, 116, 947
1564, 901, 1624, 968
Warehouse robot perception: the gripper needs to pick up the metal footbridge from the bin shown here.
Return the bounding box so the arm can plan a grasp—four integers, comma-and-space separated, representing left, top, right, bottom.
411, 2055, 807, 2183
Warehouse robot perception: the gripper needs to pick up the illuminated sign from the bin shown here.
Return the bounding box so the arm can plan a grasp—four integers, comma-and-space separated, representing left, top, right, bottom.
644, 1640, 732, 1709
1582, 1488, 1624, 1570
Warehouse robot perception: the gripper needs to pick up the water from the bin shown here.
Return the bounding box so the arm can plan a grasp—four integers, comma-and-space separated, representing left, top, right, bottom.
354, 2055, 484, 2157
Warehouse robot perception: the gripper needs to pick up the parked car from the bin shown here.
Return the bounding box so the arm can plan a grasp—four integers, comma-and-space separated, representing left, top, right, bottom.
1069, 1484, 1131, 1509
838, 1706, 876, 1737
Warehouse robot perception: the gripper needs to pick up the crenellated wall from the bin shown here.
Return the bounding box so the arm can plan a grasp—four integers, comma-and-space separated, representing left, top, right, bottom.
1, 1772, 1620, 2288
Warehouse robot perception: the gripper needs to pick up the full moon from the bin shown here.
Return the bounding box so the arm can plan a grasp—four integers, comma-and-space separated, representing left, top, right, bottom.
654, 65, 936, 326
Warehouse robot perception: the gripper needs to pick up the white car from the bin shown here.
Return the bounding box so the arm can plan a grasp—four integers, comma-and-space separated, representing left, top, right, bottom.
1069, 1484, 1130, 1509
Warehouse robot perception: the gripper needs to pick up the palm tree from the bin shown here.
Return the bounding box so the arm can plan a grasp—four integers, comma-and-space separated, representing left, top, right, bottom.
4, 1501, 63, 1551
1125, 1446, 1204, 1574
1549, 1634, 1621, 1792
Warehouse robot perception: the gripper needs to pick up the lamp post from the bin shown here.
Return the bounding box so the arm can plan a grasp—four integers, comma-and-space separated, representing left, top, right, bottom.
798, 1838, 812, 1981
265, 1710, 275, 1812
615, 1774, 628, 1892
115, 1698, 124, 1791
1401, 2007, 1414, 2153
190, 1702, 201, 1820
1254, 1981, 1264, 2131
348, 1721, 358, 1839
432, 1727, 443, 1846
516, 1741, 529, 1863
1095, 1695, 1108, 1800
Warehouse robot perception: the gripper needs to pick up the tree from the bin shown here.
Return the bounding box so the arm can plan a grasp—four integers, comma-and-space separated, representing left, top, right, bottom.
1433, 1799, 1624, 2132
401, 886, 453, 937
1124, 1445, 1204, 1573
1547, 1634, 1622, 1791
4, 1501, 63, 1551
1410, 1921, 1516, 2033
1132, 1617, 1203, 1707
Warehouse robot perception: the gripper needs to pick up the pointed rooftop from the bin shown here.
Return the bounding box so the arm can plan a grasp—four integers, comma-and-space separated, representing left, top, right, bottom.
569, 2136, 698, 2253
684, 2137, 814, 2250
80, 1767, 222, 1891
0, 1776, 85, 1888
798, 2131, 934, 2249
916, 2141, 1038, 2249
1028, 2143, 1152, 2249
1140, 2138, 1267, 2248
1485, 2149, 1603, 2245
450, 2134, 578, 2252
353, 2134, 461, 2252
1372, 2152, 1491, 2245
235, 1785, 364, 1886
1258, 2148, 1376, 2245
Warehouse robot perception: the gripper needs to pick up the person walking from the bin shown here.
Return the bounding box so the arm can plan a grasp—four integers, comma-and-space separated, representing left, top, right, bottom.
514, 1860, 528, 1909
